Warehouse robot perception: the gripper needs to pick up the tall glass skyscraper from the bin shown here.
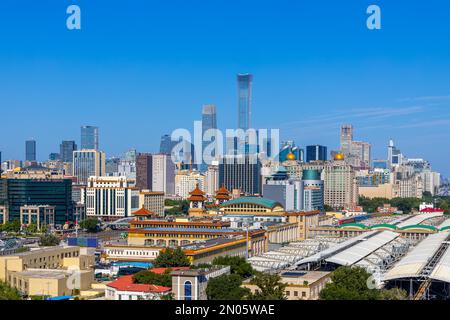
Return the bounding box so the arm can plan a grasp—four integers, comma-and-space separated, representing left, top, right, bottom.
201, 104, 217, 171
81, 126, 99, 150
306, 145, 328, 162
25, 139, 36, 161
60, 140, 77, 163
237, 74, 253, 131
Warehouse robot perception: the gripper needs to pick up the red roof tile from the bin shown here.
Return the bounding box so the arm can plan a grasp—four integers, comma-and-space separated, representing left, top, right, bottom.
149, 267, 190, 275
106, 275, 171, 293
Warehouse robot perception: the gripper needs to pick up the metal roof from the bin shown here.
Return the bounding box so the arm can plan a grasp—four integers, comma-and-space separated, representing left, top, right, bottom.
383, 232, 449, 281
326, 231, 399, 266
396, 212, 443, 228
295, 231, 377, 266
220, 197, 282, 209
430, 245, 450, 283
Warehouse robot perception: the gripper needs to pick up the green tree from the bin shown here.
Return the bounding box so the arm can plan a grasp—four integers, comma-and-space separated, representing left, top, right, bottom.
0, 281, 22, 300
153, 248, 190, 268
323, 205, 334, 212
206, 274, 250, 300
320, 266, 381, 300
212, 256, 254, 279
246, 272, 287, 300
39, 234, 60, 247
379, 287, 408, 300
1, 220, 21, 233
79, 218, 100, 233
132, 269, 172, 287
25, 223, 38, 234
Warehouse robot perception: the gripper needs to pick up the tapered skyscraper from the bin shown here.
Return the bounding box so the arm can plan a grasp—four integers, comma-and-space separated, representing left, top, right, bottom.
81, 126, 99, 150
237, 74, 253, 131
201, 104, 217, 171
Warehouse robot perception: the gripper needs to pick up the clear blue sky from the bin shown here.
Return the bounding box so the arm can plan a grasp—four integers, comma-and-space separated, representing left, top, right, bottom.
0, 0, 449, 177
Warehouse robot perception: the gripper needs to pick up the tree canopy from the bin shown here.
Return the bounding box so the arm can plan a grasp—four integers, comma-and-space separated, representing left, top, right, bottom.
320, 266, 407, 300
39, 234, 60, 247
132, 269, 172, 287
212, 256, 254, 279
79, 218, 100, 233
0, 220, 21, 233
206, 274, 250, 300
246, 272, 287, 300
0, 281, 21, 300
153, 248, 190, 268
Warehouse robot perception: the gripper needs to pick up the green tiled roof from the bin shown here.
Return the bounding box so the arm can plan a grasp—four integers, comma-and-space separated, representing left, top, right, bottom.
400, 224, 437, 231
339, 223, 367, 229
369, 224, 398, 230
220, 197, 282, 209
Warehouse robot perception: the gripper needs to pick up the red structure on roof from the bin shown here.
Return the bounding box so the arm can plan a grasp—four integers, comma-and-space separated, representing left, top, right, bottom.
149, 267, 190, 275
215, 185, 231, 200
187, 184, 207, 202
132, 206, 157, 216
106, 275, 171, 293
420, 207, 444, 213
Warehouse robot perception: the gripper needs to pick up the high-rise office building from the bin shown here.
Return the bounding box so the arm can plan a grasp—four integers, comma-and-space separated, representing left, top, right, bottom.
323, 154, 358, 209
306, 145, 328, 162
237, 74, 253, 131
340, 124, 353, 155
205, 162, 219, 197
201, 104, 217, 172
60, 141, 77, 163
81, 176, 139, 220
160, 134, 176, 155
81, 126, 99, 150
151, 154, 176, 195
0, 178, 73, 225
25, 140, 36, 161
350, 141, 371, 169
136, 153, 153, 190
72, 149, 106, 185
219, 155, 261, 195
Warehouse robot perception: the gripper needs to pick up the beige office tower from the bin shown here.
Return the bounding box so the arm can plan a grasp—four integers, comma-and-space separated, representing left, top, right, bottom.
322, 154, 358, 209
340, 124, 353, 155
204, 162, 219, 197
72, 149, 106, 185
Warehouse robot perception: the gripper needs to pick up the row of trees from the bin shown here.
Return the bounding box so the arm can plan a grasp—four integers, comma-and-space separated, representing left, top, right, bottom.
359, 194, 450, 214
0, 281, 21, 300
320, 266, 408, 300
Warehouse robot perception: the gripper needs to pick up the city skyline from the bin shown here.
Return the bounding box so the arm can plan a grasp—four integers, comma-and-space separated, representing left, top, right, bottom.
0, 1, 450, 176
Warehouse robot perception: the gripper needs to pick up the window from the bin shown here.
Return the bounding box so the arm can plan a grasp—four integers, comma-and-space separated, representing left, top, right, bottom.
184, 281, 192, 301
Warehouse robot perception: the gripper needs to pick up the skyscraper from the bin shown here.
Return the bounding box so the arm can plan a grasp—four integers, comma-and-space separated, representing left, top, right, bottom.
151, 154, 176, 195
72, 149, 106, 185
136, 153, 153, 190
159, 134, 179, 157
237, 73, 253, 131
60, 141, 77, 163
201, 104, 217, 171
25, 139, 36, 161
306, 145, 328, 162
81, 126, 99, 150
340, 124, 353, 155
219, 155, 261, 195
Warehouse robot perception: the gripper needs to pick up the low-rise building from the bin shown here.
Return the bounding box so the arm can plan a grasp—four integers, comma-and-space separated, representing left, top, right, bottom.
138, 191, 165, 217
20, 205, 55, 230
0, 246, 95, 297
242, 270, 331, 300
105, 275, 171, 300
171, 266, 230, 300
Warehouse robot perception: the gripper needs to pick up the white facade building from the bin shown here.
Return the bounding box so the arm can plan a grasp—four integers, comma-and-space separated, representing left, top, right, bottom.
81, 176, 139, 220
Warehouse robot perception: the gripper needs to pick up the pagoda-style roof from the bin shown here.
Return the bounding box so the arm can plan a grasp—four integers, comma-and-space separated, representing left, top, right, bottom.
188, 184, 207, 201
215, 185, 231, 200
132, 206, 156, 216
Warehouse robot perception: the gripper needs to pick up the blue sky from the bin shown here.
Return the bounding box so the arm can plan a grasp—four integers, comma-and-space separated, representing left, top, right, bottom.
0, 0, 449, 176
